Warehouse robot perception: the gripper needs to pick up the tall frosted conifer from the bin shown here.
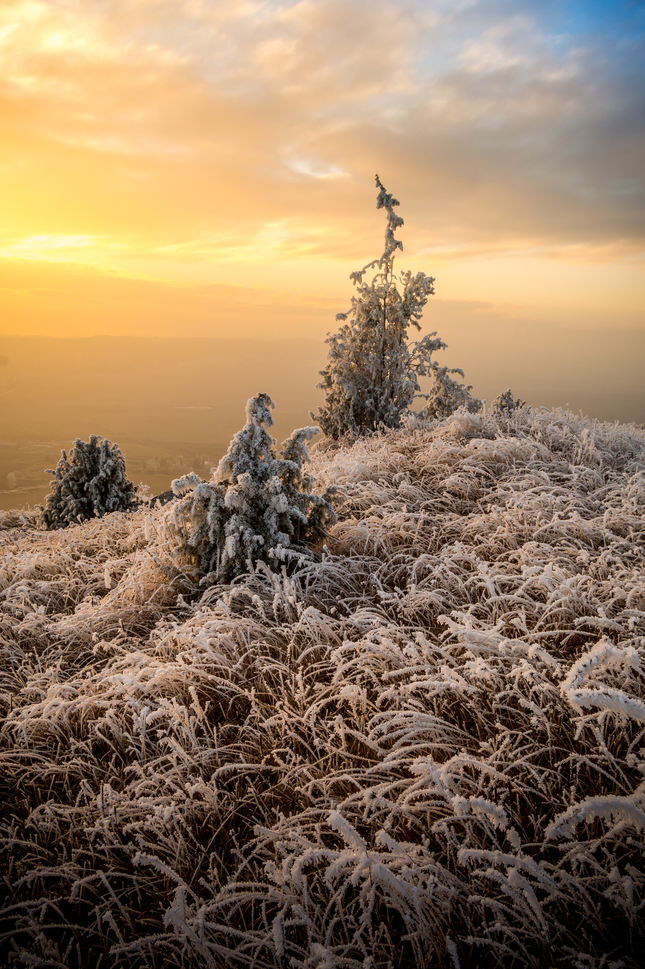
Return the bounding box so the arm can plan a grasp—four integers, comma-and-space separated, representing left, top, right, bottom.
316, 176, 479, 438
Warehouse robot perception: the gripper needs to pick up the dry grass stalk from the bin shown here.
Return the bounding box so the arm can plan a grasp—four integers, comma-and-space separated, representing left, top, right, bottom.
1, 407, 644, 967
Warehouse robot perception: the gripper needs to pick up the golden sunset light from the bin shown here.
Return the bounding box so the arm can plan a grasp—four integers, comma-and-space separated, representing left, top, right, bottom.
1, 0, 643, 337
1, 0, 644, 511
3, 5, 645, 965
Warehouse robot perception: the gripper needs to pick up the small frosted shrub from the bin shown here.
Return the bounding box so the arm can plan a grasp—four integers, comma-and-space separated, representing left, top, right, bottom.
166, 393, 336, 581
418, 364, 482, 420
315, 175, 479, 439
40, 435, 137, 529
491, 388, 526, 415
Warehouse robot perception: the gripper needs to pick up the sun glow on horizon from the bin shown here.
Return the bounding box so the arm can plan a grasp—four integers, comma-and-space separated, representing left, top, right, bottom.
0, 0, 642, 379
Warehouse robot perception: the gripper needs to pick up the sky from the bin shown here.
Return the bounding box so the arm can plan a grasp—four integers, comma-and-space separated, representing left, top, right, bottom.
0, 0, 644, 417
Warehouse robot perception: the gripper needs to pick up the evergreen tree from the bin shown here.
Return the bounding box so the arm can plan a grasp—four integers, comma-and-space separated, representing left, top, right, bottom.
315, 176, 479, 438
166, 394, 335, 581
491, 388, 527, 415
40, 435, 137, 529
417, 365, 482, 421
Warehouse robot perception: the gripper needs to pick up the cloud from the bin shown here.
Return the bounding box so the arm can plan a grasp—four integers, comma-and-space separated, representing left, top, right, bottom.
1, 234, 98, 255
0, 0, 642, 337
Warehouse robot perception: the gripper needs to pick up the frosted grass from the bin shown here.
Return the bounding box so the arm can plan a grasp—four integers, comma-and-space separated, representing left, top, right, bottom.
0, 407, 644, 967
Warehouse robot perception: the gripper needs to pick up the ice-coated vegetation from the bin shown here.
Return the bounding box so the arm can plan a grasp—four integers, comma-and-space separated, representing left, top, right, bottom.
164, 394, 336, 582
1, 406, 644, 968
39, 435, 137, 529
491, 389, 527, 417
315, 177, 480, 440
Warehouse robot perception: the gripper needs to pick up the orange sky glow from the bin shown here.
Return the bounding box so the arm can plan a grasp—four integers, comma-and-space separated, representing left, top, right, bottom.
1, 0, 644, 512
0, 0, 644, 336
0, 0, 643, 352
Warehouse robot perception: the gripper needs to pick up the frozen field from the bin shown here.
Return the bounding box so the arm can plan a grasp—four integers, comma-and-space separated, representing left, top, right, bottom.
1, 407, 644, 967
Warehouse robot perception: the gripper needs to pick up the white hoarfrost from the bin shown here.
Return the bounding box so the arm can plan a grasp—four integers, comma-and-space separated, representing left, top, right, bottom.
0, 406, 644, 967
561, 638, 645, 722
545, 795, 645, 841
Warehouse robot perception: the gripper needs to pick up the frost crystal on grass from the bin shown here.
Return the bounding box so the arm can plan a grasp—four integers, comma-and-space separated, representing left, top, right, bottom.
1, 406, 644, 967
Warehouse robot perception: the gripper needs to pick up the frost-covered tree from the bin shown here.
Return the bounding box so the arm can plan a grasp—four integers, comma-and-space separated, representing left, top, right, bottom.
418, 365, 482, 420
491, 388, 527, 416
315, 175, 479, 439
166, 394, 336, 581
40, 435, 137, 529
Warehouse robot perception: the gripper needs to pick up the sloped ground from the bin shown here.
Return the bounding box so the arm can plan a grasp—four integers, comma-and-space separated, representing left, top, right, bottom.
0, 407, 644, 968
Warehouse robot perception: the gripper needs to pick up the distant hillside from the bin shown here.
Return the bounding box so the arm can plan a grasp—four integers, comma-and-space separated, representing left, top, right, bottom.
2, 332, 645, 511
0, 336, 327, 510
1, 407, 644, 968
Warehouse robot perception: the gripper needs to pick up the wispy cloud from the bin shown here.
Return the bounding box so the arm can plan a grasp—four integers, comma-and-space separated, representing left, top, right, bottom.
1, 234, 98, 257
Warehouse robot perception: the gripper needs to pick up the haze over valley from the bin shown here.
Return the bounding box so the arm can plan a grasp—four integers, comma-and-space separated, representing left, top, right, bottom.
2, 325, 644, 511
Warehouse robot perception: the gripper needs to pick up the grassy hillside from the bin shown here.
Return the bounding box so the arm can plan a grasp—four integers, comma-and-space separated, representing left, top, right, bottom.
1, 407, 644, 968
